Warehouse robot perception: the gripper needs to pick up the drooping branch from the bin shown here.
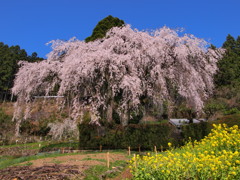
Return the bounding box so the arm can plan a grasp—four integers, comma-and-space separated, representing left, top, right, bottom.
12, 25, 224, 136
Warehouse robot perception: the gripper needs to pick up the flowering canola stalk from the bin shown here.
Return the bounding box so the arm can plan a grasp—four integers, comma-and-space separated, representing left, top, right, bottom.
130, 124, 240, 180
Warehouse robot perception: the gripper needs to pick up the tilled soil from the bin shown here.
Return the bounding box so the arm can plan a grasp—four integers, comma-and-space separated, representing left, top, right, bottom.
0, 164, 84, 180
0, 146, 38, 156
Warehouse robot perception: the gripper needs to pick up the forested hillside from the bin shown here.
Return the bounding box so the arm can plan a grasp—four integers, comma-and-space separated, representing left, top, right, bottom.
204, 35, 240, 119
0, 43, 43, 101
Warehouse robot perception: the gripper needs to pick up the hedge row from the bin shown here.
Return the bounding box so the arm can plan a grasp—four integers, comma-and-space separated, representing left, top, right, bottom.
79, 123, 176, 150
79, 119, 239, 150
181, 122, 211, 142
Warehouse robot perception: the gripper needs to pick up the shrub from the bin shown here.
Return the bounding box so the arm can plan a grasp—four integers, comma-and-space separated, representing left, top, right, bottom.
214, 114, 240, 127
0, 108, 14, 139
78, 123, 175, 150
224, 108, 240, 115
181, 122, 211, 142
203, 100, 226, 118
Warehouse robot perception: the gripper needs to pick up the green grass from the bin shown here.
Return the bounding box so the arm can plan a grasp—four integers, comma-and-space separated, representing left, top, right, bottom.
84, 165, 108, 180
0, 141, 79, 151
0, 156, 16, 163
81, 157, 106, 163
84, 160, 128, 179
40, 141, 79, 150
140, 120, 168, 124
0, 142, 48, 149
14, 161, 33, 167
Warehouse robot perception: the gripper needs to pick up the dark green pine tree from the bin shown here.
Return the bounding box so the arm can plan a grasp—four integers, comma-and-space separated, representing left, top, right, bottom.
85, 15, 125, 42
236, 36, 240, 55
0, 42, 43, 101
222, 34, 236, 50
214, 34, 240, 87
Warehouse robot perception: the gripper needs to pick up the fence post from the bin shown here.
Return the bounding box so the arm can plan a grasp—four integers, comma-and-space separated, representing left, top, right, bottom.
128, 146, 131, 156
107, 152, 110, 168
134, 154, 137, 168
154, 145, 157, 154
100, 145, 102, 152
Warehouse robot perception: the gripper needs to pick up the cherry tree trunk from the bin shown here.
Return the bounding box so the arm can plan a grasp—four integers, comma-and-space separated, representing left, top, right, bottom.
106, 100, 113, 123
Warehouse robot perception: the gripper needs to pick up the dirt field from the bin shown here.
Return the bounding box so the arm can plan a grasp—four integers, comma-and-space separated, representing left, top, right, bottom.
27, 153, 127, 167
0, 152, 132, 180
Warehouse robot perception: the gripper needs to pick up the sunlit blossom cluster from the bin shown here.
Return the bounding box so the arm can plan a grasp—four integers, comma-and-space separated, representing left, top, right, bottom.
12, 25, 224, 136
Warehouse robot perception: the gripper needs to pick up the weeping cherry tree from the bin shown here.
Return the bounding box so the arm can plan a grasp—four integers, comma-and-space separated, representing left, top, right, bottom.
12, 25, 224, 137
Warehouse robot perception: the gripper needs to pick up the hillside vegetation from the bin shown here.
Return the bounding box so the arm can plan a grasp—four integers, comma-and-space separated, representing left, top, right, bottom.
0, 43, 43, 101
204, 35, 240, 120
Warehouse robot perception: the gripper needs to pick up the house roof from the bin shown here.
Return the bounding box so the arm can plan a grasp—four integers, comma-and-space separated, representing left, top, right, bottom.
169, 118, 207, 127
169, 119, 189, 126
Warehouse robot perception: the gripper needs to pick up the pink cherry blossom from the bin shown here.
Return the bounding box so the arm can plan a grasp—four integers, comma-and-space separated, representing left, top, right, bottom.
12, 25, 224, 136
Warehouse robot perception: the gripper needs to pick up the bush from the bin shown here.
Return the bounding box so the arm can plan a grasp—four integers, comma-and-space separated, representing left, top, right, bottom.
79, 117, 240, 151
203, 99, 226, 118
20, 120, 50, 136
224, 107, 240, 115
79, 123, 175, 150
181, 122, 212, 142
79, 123, 103, 149
0, 108, 14, 138
214, 114, 240, 127
125, 124, 174, 150
181, 116, 240, 143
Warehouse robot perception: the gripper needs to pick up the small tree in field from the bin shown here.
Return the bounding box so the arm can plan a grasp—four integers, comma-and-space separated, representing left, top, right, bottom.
12, 25, 224, 137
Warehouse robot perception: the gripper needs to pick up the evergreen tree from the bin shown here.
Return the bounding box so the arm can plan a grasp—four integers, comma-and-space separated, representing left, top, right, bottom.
205, 34, 240, 118
85, 15, 125, 42
236, 36, 240, 54
222, 34, 236, 50
0, 42, 43, 101
214, 34, 240, 86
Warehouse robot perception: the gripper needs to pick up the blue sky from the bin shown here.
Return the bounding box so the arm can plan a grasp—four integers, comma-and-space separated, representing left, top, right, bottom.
1, 0, 239, 58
